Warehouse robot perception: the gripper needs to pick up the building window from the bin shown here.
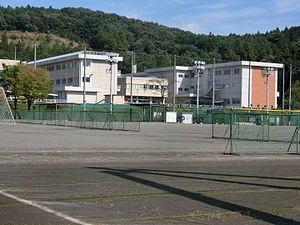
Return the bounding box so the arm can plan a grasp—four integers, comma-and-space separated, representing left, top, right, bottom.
184, 74, 189, 78
149, 85, 154, 89
47, 66, 54, 71
62, 64, 67, 70
190, 73, 195, 78
178, 87, 183, 91
216, 70, 222, 76
224, 69, 231, 75
143, 84, 149, 89
56, 65, 61, 70
190, 86, 195, 90
84, 61, 91, 67
184, 88, 189, 92
62, 78, 66, 84
178, 74, 184, 78
68, 78, 73, 83
233, 98, 241, 104
234, 68, 240, 74
55, 79, 60, 85
82, 77, 90, 82
155, 85, 160, 90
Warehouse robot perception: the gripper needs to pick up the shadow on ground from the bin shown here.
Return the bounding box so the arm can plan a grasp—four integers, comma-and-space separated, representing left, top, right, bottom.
87, 167, 300, 225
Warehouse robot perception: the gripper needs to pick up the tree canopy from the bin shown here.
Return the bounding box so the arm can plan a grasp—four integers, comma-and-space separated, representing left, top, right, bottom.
1, 64, 52, 109
0, 6, 299, 72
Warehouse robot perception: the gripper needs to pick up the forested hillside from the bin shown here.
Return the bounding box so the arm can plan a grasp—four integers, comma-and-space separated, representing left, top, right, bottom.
0, 5, 299, 77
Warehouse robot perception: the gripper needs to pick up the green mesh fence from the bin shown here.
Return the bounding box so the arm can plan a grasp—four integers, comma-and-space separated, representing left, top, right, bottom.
34, 103, 223, 123
14, 110, 141, 132
211, 109, 300, 154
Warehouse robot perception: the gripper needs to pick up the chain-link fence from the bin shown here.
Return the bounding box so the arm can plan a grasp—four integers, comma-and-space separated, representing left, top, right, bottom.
211, 109, 300, 154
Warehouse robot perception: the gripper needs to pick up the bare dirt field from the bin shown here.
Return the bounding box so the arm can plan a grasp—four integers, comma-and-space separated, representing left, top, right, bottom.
0, 123, 299, 225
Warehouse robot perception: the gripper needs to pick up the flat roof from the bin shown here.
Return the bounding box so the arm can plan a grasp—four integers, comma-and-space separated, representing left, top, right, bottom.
139, 61, 285, 73
27, 51, 123, 66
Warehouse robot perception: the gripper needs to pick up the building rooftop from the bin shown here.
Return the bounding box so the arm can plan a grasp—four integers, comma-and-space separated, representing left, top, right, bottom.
0, 59, 20, 69
27, 50, 123, 66
133, 61, 285, 74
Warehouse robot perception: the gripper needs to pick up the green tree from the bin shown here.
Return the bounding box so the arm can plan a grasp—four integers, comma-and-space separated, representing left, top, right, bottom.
20, 65, 52, 110
0, 64, 23, 110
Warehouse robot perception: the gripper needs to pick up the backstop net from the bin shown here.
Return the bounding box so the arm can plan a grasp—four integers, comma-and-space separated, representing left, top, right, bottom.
211, 109, 300, 154
0, 87, 15, 124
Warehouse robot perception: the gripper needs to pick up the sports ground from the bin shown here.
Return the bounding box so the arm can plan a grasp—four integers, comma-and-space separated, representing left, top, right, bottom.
0, 122, 299, 225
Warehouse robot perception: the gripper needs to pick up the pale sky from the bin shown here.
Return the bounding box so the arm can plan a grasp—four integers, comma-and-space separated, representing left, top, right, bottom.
1, 0, 300, 35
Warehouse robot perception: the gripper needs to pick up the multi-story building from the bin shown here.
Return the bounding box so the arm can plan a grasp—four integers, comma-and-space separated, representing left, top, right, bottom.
132, 66, 200, 105
133, 61, 284, 108
28, 51, 123, 104
205, 61, 284, 108
117, 76, 168, 104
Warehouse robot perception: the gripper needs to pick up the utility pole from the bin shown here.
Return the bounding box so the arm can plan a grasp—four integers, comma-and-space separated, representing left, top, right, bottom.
34, 43, 37, 70
173, 55, 176, 111
83, 46, 87, 111
282, 65, 285, 109
14, 45, 17, 60
130, 51, 134, 104
289, 64, 292, 110
212, 58, 215, 108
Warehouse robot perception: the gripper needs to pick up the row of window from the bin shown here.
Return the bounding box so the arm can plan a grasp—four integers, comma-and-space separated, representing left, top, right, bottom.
178, 73, 201, 79
126, 84, 167, 90
178, 87, 194, 92
47, 61, 91, 72
212, 68, 240, 76
53, 77, 80, 85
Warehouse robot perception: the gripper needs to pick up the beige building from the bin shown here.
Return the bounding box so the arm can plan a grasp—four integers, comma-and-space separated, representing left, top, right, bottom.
133, 61, 284, 107
132, 66, 200, 105
0, 59, 20, 69
27, 51, 123, 104
118, 76, 168, 104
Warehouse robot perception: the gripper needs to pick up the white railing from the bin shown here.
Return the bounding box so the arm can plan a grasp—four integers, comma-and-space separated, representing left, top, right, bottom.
34, 99, 67, 104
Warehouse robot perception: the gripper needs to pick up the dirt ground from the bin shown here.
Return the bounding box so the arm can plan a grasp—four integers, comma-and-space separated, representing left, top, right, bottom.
0, 123, 299, 225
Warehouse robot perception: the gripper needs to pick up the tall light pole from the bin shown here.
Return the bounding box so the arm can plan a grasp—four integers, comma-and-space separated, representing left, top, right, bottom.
212, 58, 215, 108
106, 53, 119, 114
282, 65, 285, 109
194, 61, 205, 109
130, 51, 136, 104
173, 55, 176, 111
289, 64, 293, 110
263, 67, 275, 109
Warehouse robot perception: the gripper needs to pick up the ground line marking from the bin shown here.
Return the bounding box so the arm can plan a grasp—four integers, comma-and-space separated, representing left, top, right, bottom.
0, 190, 94, 225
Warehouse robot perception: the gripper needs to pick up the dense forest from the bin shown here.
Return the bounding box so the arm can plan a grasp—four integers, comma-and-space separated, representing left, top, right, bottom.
0, 5, 299, 78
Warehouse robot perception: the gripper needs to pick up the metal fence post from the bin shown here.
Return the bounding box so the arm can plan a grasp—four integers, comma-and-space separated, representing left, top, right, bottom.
230, 109, 233, 154
212, 113, 214, 138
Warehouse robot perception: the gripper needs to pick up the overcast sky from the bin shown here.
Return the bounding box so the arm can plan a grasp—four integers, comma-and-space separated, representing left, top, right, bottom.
1, 0, 300, 35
